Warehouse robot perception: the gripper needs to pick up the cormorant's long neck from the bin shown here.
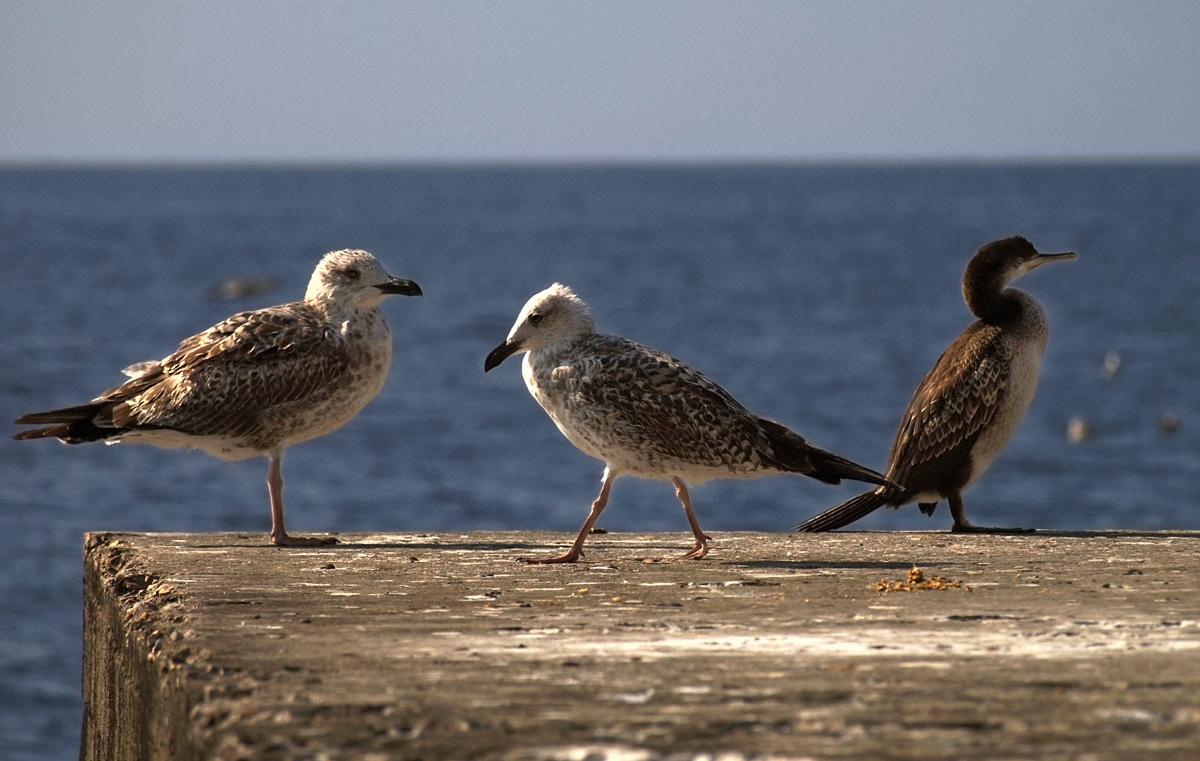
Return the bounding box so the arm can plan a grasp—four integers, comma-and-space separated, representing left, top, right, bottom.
963, 268, 1019, 323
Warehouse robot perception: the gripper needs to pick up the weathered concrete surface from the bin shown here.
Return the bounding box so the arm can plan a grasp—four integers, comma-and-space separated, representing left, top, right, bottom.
83, 530, 1200, 760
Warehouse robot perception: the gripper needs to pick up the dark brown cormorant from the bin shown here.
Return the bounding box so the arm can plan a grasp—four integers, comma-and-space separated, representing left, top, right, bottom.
795, 236, 1075, 533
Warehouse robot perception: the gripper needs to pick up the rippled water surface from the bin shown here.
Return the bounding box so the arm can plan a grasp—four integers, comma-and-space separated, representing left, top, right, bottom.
1, 164, 1197, 759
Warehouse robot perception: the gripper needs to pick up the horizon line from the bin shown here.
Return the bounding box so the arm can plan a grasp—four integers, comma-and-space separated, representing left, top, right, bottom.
2, 154, 1198, 171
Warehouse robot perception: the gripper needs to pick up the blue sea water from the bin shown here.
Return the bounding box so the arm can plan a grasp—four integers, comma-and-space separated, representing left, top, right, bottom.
0, 163, 1197, 759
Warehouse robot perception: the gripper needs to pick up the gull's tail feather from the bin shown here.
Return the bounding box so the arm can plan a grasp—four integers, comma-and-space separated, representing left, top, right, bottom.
13, 403, 122, 444
757, 418, 897, 488
794, 491, 890, 532
805, 448, 895, 488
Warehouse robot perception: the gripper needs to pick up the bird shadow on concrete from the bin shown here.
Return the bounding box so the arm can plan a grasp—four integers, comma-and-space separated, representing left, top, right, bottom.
726, 559, 920, 571
1021, 530, 1200, 539
333, 539, 557, 553
795, 529, 1200, 539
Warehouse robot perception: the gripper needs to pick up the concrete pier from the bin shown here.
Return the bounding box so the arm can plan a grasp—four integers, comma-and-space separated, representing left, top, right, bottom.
83, 530, 1200, 760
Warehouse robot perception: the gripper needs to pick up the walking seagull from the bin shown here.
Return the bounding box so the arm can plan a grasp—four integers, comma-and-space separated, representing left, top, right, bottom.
14, 249, 421, 546
795, 236, 1075, 533
485, 283, 895, 563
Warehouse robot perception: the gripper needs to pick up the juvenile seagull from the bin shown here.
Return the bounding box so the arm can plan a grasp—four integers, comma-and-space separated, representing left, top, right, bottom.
485, 283, 895, 563
796, 236, 1075, 533
14, 249, 421, 547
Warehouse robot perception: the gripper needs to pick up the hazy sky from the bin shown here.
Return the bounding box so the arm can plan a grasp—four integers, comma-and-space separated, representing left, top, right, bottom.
3, 1, 1198, 163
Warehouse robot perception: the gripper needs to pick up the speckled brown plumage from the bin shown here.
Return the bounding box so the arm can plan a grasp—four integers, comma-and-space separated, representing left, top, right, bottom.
485, 282, 893, 563
14, 249, 421, 546
527, 332, 879, 484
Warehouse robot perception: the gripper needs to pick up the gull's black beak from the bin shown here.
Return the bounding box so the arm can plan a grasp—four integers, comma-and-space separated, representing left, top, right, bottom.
376, 278, 423, 297
1026, 251, 1077, 271
484, 339, 520, 372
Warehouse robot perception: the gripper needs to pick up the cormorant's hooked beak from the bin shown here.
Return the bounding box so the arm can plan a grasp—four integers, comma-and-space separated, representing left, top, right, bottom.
376, 278, 423, 297
484, 339, 522, 372
1025, 251, 1077, 271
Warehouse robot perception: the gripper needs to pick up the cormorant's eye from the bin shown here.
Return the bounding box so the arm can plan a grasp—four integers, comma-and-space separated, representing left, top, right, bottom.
344, 267, 360, 280
528, 312, 545, 326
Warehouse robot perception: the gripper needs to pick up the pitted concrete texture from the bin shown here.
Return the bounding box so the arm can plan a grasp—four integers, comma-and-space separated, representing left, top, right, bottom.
82, 530, 1200, 760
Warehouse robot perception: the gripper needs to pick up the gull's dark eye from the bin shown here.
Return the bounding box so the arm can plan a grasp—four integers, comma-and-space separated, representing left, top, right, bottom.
528, 312, 545, 326
344, 267, 360, 280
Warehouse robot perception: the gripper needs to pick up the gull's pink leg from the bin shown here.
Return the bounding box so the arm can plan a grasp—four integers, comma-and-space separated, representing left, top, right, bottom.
672, 477, 711, 560
267, 449, 337, 547
525, 468, 616, 564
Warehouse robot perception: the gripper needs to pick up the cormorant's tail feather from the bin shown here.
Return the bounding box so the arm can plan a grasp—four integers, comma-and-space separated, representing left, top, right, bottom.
757, 417, 896, 488
13, 403, 120, 443
795, 491, 889, 532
